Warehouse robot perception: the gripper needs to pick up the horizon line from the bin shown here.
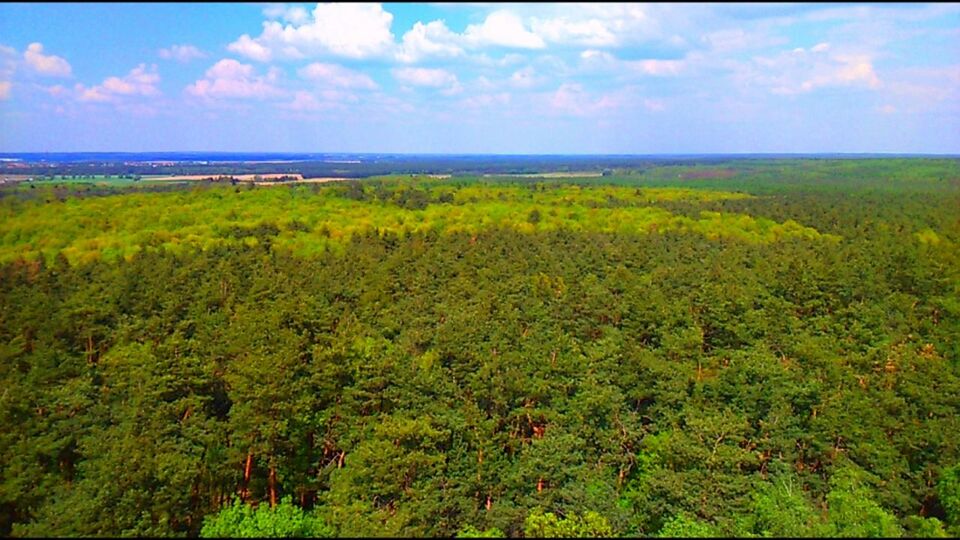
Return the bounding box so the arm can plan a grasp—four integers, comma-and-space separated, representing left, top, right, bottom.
1, 151, 958, 157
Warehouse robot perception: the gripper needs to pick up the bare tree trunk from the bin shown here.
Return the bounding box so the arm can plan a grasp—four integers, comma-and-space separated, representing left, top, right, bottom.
240, 452, 253, 502
268, 466, 277, 508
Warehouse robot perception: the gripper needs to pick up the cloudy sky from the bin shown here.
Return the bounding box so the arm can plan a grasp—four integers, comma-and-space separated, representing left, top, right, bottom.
0, 2, 957, 153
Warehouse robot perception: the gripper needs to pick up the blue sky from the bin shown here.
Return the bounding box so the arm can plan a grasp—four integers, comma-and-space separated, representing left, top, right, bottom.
0, 2, 957, 153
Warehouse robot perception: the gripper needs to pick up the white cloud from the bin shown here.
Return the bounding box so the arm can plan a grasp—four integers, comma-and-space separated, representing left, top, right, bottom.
389, 4, 689, 64
186, 59, 284, 100
392, 67, 462, 94
74, 84, 109, 103
631, 58, 684, 76
280, 87, 359, 113
0, 81, 10, 100
469, 52, 527, 68
580, 49, 612, 62
751, 46, 882, 95
228, 3, 395, 61
207, 58, 255, 80
464, 10, 545, 49
263, 3, 310, 25
395, 7, 644, 63
531, 17, 616, 47
76, 64, 160, 103
827, 55, 880, 88
105, 64, 160, 95
158, 44, 207, 62
23, 43, 71, 77
397, 20, 464, 63
228, 35, 275, 62
223, 4, 683, 65
580, 49, 684, 77
526, 4, 673, 49
298, 62, 377, 89
392, 66, 455, 86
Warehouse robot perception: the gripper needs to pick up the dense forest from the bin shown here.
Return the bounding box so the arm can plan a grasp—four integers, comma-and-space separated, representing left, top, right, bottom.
1, 159, 958, 537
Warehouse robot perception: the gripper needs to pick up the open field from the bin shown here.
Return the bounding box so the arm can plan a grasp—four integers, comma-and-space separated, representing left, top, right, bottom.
6, 174, 141, 184
148, 173, 305, 182
485, 171, 605, 178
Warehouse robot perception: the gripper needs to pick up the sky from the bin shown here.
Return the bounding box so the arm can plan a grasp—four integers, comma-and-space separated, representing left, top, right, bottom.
0, 2, 958, 154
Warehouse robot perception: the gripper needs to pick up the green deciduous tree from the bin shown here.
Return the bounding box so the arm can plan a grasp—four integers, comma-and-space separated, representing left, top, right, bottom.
523, 508, 614, 538
200, 496, 333, 538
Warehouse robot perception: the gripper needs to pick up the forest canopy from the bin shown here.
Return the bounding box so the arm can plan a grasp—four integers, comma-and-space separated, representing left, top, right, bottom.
1, 158, 958, 537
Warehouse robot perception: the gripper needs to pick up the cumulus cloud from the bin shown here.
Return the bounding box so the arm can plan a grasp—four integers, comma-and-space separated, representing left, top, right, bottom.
23, 42, 72, 77
393, 9, 546, 63
749, 44, 882, 95
224, 4, 681, 65
528, 4, 672, 49
464, 10, 545, 49
297, 62, 377, 89
531, 17, 616, 48
263, 3, 310, 25
397, 20, 464, 63
396, 9, 625, 63
280, 87, 360, 113
158, 44, 207, 62
580, 49, 685, 77
392, 67, 456, 87
390, 6, 660, 63
632, 58, 684, 76
228, 35, 274, 62
76, 64, 160, 103
392, 67, 462, 95
819, 54, 880, 89
228, 3, 395, 61
186, 59, 284, 100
